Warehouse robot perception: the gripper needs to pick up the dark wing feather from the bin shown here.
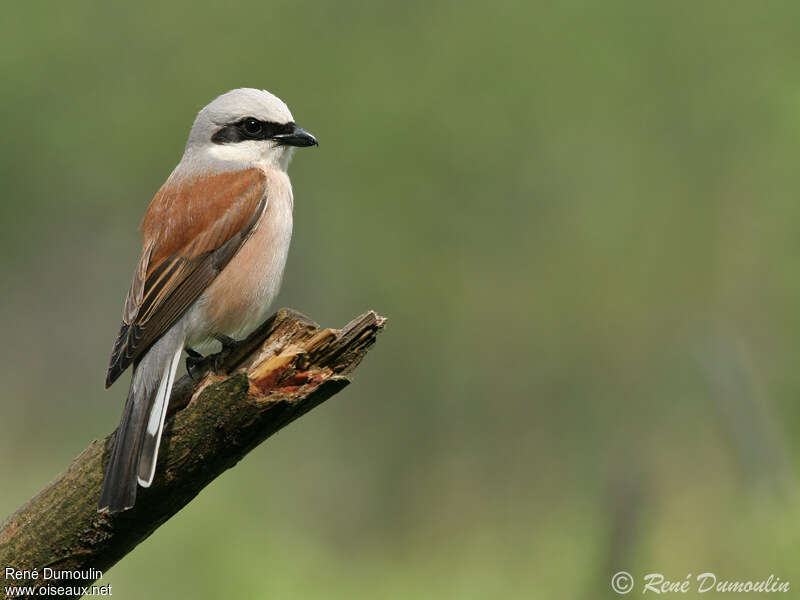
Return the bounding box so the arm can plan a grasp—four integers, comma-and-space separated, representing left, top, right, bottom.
105, 168, 267, 388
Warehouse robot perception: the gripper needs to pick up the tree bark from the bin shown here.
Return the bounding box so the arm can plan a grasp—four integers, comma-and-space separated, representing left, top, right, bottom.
0, 309, 385, 599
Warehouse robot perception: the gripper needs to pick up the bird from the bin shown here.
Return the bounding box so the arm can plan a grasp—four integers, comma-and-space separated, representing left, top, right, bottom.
97, 88, 317, 514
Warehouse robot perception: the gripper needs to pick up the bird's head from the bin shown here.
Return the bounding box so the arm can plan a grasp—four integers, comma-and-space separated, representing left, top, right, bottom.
186, 88, 317, 170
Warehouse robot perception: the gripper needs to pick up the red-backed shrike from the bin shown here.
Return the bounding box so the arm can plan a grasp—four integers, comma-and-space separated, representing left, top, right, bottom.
98, 88, 317, 513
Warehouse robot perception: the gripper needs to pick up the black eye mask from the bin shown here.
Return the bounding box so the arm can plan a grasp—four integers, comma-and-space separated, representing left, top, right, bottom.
211, 118, 295, 144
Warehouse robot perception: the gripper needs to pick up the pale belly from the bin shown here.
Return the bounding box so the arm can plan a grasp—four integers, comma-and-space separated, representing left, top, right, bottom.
182, 170, 293, 354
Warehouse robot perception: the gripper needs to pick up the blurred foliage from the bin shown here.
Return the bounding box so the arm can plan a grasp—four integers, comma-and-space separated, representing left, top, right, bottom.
2, 1, 800, 597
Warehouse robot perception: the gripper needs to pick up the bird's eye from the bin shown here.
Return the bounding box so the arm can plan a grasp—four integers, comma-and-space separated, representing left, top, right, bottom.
241, 118, 263, 137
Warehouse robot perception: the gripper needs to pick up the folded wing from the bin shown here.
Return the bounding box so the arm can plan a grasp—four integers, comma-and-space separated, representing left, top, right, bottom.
106, 168, 267, 387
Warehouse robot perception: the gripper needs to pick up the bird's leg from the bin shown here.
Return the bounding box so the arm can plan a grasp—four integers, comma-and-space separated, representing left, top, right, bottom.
213, 334, 240, 373
185, 347, 205, 381
214, 334, 237, 348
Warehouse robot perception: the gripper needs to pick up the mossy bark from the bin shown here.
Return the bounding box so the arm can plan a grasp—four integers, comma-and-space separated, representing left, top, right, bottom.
0, 309, 385, 599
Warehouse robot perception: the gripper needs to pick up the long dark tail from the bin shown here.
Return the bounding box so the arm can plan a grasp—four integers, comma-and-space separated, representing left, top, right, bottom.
98, 329, 183, 514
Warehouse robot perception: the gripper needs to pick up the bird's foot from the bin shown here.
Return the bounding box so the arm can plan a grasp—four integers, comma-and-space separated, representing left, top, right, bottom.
185, 348, 205, 381
184, 336, 243, 380
212, 334, 240, 373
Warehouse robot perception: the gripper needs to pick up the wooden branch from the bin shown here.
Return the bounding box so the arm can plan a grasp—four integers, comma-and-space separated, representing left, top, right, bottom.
0, 309, 385, 599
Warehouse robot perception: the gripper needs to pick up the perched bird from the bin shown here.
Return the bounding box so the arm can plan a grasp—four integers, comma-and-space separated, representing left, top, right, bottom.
98, 88, 317, 513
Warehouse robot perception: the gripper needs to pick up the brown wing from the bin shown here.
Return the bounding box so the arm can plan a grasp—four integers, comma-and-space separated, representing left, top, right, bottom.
105, 168, 267, 387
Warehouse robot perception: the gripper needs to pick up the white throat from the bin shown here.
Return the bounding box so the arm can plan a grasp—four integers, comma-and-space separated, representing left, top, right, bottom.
200, 141, 294, 172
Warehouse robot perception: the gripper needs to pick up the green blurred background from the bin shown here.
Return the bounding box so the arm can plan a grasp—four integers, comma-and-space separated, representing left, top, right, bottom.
1, 1, 799, 597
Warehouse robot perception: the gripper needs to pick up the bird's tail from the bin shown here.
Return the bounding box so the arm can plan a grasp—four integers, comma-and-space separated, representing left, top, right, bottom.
98, 328, 183, 514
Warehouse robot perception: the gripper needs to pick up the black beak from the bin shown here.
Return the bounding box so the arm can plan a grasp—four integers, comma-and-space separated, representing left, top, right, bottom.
273, 124, 318, 147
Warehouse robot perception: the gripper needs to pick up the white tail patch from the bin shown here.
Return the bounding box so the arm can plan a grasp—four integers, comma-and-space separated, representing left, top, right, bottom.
137, 345, 183, 487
